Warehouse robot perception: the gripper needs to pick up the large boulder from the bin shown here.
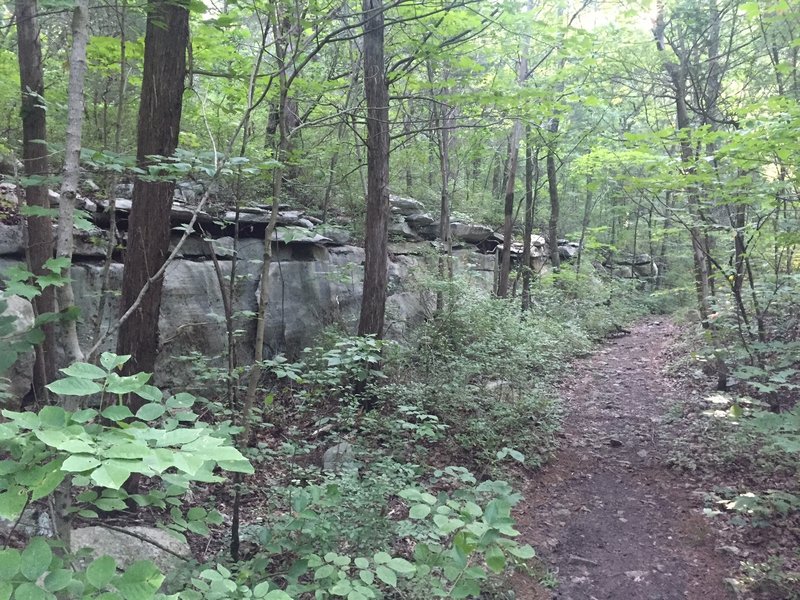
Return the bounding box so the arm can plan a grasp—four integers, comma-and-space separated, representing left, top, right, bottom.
0, 223, 23, 255
389, 195, 425, 216
0, 294, 35, 407
388, 215, 420, 241
451, 222, 494, 244
71, 526, 190, 573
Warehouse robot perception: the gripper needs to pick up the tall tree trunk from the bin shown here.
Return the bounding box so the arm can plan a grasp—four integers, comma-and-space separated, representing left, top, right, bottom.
521, 131, 538, 311
496, 121, 522, 297
116, 0, 188, 387
16, 0, 56, 401
358, 0, 390, 337
546, 117, 561, 269
57, 0, 89, 367
575, 176, 593, 274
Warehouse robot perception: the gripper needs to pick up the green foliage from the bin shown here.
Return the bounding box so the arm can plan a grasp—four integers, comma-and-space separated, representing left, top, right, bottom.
0, 354, 252, 599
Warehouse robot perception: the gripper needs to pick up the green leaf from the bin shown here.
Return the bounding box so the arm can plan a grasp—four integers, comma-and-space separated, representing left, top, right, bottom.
0, 485, 28, 520
20, 537, 52, 581
263, 592, 294, 600
358, 570, 374, 585
30, 465, 66, 501
0, 582, 11, 600
166, 393, 195, 409
375, 565, 396, 587
38, 406, 68, 428
485, 546, 506, 574
47, 376, 103, 396
100, 353, 130, 371
44, 569, 73, 592
102, 405, 134, 421
409, 504, 431, 519
12, 582, 47, 600
91, 462, 133, 489
330, 579, 351, 596
135, 403, 166, 421
105, 372, 151, 395
113, 560, 164, 600
386, 557, 415, 574
373, 552, 391, 564
87, 556, 117, 589
61, 362, 107, 380
354, 558, 369, 569
0, 549, 21, 579
133, 386, 163, 403
314, 565, 335, 580
62, 454, 102, 472
507, 544, 535, 559
72, 408, 98, 423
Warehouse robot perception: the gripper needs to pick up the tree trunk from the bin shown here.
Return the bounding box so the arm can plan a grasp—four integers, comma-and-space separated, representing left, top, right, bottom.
358, 0, 390, 337
16, 0, 56, 401
546, 117, 561, 269
496, 121, 522, 297
57, 0, 90, 367
116, 0, 188, 387
521, 131, 538, 311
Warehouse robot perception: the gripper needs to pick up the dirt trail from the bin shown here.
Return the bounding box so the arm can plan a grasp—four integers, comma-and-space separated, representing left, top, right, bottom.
513, 318, 734, 600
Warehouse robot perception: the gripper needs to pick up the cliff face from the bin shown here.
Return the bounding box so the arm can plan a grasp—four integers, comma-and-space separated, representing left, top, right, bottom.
0, 187, 498, 398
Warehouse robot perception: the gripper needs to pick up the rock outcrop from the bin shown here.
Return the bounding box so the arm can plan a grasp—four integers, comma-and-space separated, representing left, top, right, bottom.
0, 182, 580, 399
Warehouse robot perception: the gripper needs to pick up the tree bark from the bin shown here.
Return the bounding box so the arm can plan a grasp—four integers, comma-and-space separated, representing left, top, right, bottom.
16, 0, 56, 401
496, 121, 522, 297
116, 0, 188, 386
358, 0, 390, 337
546, 117, 561, 269
521, 131, 538, 311
57, 0, 90, 367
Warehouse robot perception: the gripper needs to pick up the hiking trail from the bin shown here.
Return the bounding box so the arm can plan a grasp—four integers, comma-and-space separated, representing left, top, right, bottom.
513, 318, 734, 600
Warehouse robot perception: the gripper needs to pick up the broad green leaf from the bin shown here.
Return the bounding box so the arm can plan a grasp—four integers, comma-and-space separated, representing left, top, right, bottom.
61, 362, 107, 380
0, 485, 28, 520
135, 403, 166, 421
11, 582, 47, 600
30, 465, 66, 501
38, 406, 68, 428
386, 557, 415, 574
100, 352, 130, 371
166, 393, 195, 409
44, 569, 73, 592
133, 386, 163, 403
87, 556, 117, 589
485, 546, 506, 573
314, 565, 335, 580
0, 549, 21, 579
113, 560, 164, 600
91, 462, 133, 489
409, 504, 431, 519
263, 592, 294, 600
373, 552, 391, 564
358, 570, 374, 585
105, 372, 151, 395
354, 557, 369, 569
507, 544, 535, 559
375, 565, 396, 587
102, 405, 134, 421
62, 455, 101, 472
47, 376, 102, 396
20, 537, 52, 581
0, 581, 11, 600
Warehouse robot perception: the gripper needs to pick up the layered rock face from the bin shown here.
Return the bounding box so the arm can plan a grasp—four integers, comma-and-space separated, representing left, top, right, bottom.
0, 187, 499, 398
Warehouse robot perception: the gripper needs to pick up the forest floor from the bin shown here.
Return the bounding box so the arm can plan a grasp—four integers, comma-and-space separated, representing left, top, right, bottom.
511, 318, 737, 600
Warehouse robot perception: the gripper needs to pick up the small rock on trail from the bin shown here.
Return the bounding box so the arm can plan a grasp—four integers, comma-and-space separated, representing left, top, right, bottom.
513, 319, 734, 600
